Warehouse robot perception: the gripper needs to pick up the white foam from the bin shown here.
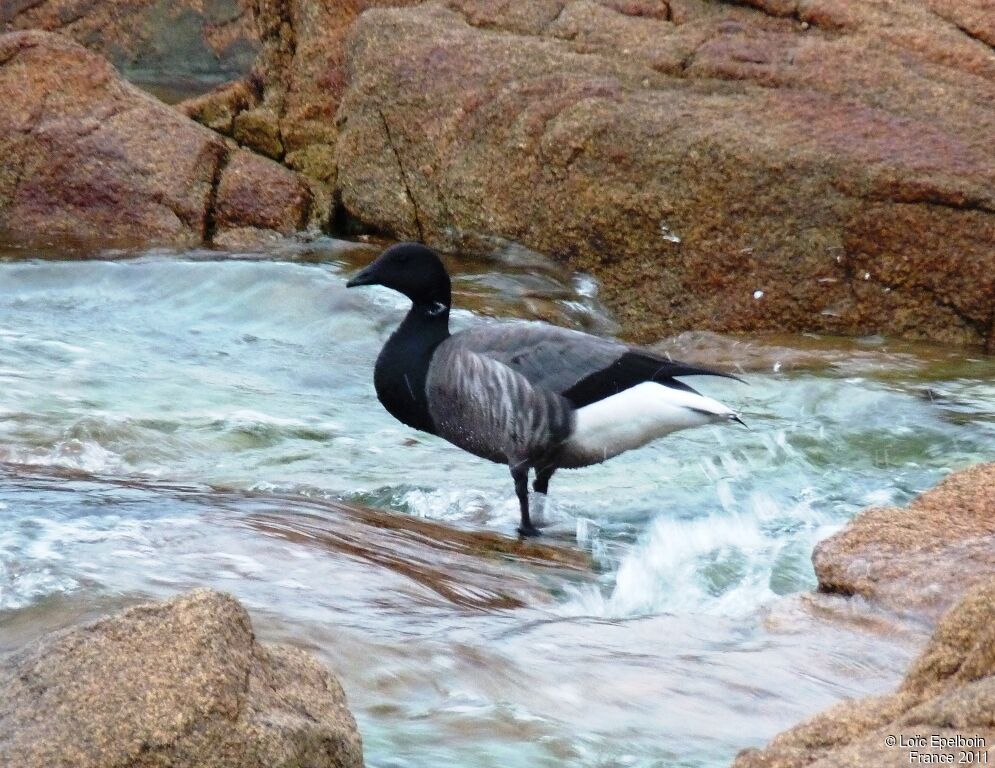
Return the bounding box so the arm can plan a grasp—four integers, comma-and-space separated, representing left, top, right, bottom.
0, 567, 80, 611
0, 440, 132, 474
562, 491, 837, 619
401, 487, 494, 523
0, 509, 203, 610
400, 485, 572, 532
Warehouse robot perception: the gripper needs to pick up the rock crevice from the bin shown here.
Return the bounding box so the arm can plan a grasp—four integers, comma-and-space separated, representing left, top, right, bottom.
378, 107, 426, 242
204, 143, 233, 243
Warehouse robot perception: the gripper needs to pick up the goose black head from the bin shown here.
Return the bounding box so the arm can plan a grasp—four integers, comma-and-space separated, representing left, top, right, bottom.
346, 242, 451, 310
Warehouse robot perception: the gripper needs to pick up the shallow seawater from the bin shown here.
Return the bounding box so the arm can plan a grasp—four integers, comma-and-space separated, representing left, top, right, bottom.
0, 239, 992, 767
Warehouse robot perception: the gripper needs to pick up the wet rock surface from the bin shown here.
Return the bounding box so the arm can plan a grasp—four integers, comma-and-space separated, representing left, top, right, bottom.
0, 31, 317, 248
734, 577, 995, 768
2, 0, 258, 86
333, 1, 995, 348
813, 462, 995, 624
0, 588, 364, 768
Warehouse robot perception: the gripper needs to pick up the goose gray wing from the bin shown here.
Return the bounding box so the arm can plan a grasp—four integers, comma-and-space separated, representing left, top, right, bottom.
452, 321, 738, 407
426, 338, 574, 466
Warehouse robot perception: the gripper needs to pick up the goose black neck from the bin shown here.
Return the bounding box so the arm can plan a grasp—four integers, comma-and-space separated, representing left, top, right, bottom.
373, 302, 451, 435
401, 297, 451, 336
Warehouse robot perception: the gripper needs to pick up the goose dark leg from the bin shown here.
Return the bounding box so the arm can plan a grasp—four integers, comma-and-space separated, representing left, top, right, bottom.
512, 462, 540, 537
533, 466, 555, 496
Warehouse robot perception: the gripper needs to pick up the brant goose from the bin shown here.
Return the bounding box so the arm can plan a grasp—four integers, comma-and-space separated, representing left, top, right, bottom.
347, 243, 744, 536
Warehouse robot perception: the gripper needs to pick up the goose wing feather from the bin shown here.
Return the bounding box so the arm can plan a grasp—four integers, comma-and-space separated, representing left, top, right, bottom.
452, 322, 737, 407
426, 338, 573, 465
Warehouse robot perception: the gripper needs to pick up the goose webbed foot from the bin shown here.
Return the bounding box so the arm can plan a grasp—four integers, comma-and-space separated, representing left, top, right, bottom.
517, 522, 542, 538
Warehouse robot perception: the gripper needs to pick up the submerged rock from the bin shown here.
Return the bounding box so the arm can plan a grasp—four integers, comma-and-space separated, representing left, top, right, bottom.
2, 0, 259, 86
734, 577, 995, 767
814, 462, 995, 623
334, 2, 995, 348
0, 31, 316, 248
0, 589, 364, 768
